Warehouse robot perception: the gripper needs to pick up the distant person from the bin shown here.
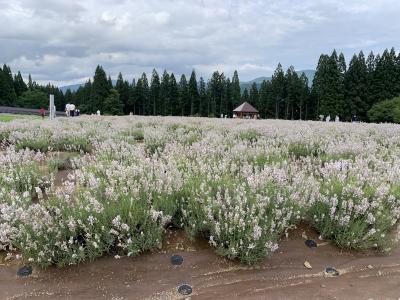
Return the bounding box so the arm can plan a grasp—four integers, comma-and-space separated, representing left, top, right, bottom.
97, 110, 101, 116
335, 115, 339, 122
70, 104, 76, 117
39, 107, 45, 120
325, 115, 331, 122
76, 109, 80, 117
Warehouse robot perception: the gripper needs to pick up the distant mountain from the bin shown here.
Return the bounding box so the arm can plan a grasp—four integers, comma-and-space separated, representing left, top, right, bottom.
60, 80, 117, 93
60, 84, 85, 94
240, 70, 315, 91
60, 71, 315, 94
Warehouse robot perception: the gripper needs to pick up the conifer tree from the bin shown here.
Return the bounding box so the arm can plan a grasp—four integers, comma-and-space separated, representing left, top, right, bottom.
199, 77, 207, 117
13, 71, 28, 98
90, 65, 110, 114
0, 65, 17, 106
169, 74, 179, 115
115, 73, 129, 114
249, 82, 259, 108
150, 69, 160, 115
270, 63, 286, 119
178, 74, 189, 116
160, 70, 169, 116
241, 88, 250, 104
231, 70, 241, 108
344, 52, 369, 120
103, 89, 123, 115
188, 70, 199, 116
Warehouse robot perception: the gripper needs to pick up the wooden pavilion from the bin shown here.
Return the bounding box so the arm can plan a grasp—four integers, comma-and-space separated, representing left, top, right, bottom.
233, 102, 260, 119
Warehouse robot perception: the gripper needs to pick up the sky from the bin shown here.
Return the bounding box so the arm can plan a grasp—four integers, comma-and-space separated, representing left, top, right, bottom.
1, 0, 400, 86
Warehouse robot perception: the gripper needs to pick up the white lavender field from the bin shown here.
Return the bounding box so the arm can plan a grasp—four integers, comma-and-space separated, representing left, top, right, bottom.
1, 116, 400, 268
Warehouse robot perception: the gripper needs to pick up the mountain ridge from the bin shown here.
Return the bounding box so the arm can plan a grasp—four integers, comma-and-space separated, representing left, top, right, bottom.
59, 70, 315, 94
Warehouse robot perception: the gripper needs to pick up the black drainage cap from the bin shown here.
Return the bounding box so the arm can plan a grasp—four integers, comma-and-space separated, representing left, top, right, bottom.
17, 266, 32, 277
171, 254, 183, 266
178, 284, 192, 295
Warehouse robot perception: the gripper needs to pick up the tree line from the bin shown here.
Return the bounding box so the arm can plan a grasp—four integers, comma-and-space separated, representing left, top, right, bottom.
1, 47, 400, 122
0, 65, 65, 110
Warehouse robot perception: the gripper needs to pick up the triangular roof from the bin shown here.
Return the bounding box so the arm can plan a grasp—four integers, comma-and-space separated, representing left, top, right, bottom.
233, 102, 259, 113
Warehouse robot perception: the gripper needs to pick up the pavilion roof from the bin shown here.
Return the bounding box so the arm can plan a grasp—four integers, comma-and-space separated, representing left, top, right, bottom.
233, 102, 259, 113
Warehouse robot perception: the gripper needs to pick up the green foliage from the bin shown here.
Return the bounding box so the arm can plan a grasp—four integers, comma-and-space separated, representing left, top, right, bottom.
103, 89, 123, 115
16, 89, 47, 109
288, 142, 320, 158
308, 179, 395, 251
368, 96, 400, 123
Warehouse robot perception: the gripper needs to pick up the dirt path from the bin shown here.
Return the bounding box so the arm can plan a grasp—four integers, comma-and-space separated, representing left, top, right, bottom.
1, 227, 400, 300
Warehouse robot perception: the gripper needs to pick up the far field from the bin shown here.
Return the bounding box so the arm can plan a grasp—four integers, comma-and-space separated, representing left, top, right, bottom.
0, 116, 400, 298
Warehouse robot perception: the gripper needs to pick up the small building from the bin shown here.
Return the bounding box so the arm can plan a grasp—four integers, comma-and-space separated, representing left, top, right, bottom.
233, 102, 260, 119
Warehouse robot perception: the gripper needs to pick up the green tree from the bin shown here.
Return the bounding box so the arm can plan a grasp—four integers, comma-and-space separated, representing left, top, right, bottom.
103, 89, 123, 115
241, 88, 250, 104
249, 82, 259, 108
231, 70, 241, 108
199, 77, 207, 117
0, 65, 17, 106
270, 63, 286, 119
178, 74, 189, 116
368, 96, 400, 123
188, 70, 199, 115
169, 74, 179, 116
312, 51, 345, 119
90, 65, 110, 114
135, 73, 149, 115
13, 71, 28, 98
160, 71, 170, 116
16, 89, 47, 109
150, 69, 161, 115
224, 78, 233, 117
344, 52, 369, 120
115, 72, 129, 114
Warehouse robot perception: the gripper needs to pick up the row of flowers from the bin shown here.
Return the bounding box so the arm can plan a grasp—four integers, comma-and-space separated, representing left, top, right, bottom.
0, 116, 399, 266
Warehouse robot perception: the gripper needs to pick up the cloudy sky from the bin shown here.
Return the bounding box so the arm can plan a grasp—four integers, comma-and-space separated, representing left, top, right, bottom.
1, 0, 400, 86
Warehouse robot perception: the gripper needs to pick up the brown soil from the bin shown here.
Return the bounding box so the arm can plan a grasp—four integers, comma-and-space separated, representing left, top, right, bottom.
1, 226, 400, 300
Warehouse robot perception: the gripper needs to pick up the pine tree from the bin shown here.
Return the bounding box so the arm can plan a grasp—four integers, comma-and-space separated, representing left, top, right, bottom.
135, 73, 149, 115
28, 74, 33, 90
231, 70, 241, 108
224, 78, 233, 117
160, 71, 170, 116
249, 82, 259, 108
90, 65, 111, 114
312, 51, 345, 119
208, 72, 223, 117
127, 79, 136, 114
188, 70, 199, 116
103, 89, 123, 115
344, 52, 369, 120
178, 74, 189, 116
258, 80, 270, 118
0, 65, 17, 106
13, 71, 28, 98
169, 74, 179, 115
270, 63, 286, 119
115, 72, 129, 114
285, 66, 301, 120
299, 73, 310, 120
370, 48, 398, 104
241, 88, 250, 104
199, 77, 207, 117
150, 69, 161, 115
2, 65, 17, 106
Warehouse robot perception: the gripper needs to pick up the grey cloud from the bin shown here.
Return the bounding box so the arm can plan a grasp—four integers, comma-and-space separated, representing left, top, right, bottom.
1, 0, 399, 85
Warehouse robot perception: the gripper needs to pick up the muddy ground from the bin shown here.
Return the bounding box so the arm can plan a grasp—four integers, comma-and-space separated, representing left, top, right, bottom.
1, 226, 400, 300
